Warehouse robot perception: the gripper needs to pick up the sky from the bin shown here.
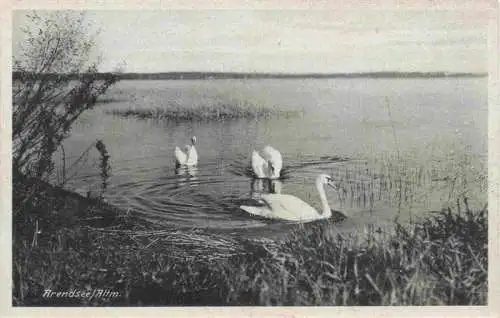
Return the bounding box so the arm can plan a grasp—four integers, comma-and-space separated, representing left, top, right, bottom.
13, 8, 489, 73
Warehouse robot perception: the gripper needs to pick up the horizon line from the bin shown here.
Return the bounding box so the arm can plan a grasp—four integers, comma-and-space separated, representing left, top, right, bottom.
109, 71, 487, 75
12, 70, 488, 80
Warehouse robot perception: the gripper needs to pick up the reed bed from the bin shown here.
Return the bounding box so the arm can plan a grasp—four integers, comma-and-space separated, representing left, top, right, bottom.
327, 150, 487, 218
331, 159, 434, 210
106, 100, 303, 121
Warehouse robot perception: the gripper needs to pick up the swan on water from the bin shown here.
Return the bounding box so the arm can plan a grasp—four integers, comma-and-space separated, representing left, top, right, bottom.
240, 174, 338, 222
250, 145, 282, 179
262, 145, 282, 179
174, 136, 198, 167
251, 150, 270, 179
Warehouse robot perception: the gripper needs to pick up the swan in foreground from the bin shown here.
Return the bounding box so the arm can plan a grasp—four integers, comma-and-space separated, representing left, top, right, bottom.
174, 136, 198, 167
250, 145, 282, 179
240, 174, 337, 222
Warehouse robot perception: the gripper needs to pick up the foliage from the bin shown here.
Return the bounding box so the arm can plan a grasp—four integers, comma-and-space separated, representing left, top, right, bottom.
12, 11, 118, 183
12, 177, 487, 306
221, 199, 487, 305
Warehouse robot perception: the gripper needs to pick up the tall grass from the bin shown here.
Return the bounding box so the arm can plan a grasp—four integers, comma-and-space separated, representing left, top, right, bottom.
327, 149, 487, 222
106, 100, 303, 121
12, 175, 487, 306
222, 198, 487, 306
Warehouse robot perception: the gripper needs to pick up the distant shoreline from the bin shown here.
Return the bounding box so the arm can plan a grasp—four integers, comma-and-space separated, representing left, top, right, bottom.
12, 71, 487, 81
117, 72, 487, 80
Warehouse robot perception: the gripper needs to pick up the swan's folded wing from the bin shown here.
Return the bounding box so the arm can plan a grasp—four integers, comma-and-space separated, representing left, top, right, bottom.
174, 147, 187, 164
251, 151, 268, 178
260, 194, 318, 221
261, 146, 276, 161
240, 196, 276, 219
262, 146, 282, 177
186, 146, 198, 165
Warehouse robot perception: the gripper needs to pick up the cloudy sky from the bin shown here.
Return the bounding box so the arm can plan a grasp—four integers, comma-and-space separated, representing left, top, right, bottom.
14, 7, 489, 73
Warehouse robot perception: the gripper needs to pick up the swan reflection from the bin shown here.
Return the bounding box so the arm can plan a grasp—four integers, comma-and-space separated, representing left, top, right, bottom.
269, 179, 282, 194
250, 178, 283, 199
249, 145, 283, 179
175, 165, 199, 188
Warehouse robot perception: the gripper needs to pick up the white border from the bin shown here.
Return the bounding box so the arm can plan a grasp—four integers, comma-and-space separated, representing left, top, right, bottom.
1, 1, 498, 317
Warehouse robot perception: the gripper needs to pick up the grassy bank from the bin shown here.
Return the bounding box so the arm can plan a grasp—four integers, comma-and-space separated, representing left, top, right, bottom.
12, 176, 487, 306
106, 101, 303, 121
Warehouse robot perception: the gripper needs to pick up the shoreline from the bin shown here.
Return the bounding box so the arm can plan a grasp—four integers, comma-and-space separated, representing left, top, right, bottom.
12, 175, 488, 306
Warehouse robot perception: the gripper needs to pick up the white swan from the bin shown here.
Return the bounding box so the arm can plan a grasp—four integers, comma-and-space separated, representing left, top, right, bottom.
186, 136, 198, 166
262, 145, 282, 179
250, 145, 282, 179
240, 174, 337, 222
174, 145, 188, 166
174, 136, 198, 167
251, 150, 270, 179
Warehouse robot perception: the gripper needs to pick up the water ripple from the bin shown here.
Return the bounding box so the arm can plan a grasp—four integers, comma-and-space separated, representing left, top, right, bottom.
101, 156, 358, 232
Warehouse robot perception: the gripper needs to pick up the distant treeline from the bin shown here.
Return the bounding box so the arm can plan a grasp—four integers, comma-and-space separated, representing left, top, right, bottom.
12, 71, 118, 81
13, 71, 487, 81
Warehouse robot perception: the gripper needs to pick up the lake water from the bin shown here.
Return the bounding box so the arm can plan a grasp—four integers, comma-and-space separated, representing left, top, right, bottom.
56, 78, 488, 239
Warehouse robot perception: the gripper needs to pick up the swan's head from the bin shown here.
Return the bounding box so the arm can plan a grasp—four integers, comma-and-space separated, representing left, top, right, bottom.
317, 174, 338, 190
191, 136, 197, 145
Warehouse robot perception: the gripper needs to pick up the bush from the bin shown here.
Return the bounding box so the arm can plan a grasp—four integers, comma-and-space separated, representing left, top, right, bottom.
12, 11, 118, 184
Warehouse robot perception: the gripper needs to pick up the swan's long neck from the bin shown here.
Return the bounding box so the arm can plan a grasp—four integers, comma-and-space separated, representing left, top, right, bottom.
316, 179, 331, 217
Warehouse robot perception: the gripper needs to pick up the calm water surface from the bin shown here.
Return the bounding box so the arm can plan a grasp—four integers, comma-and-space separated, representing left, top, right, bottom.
57, 78, 488, 238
